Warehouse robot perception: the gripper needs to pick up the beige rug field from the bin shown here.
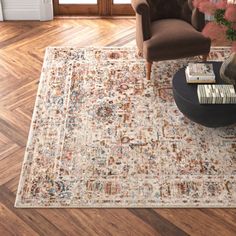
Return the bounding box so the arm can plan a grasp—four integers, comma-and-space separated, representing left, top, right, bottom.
15, 47, 236, 208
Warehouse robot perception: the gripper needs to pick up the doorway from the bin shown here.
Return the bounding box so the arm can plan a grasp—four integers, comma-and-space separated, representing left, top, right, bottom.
53, 0, 134, 16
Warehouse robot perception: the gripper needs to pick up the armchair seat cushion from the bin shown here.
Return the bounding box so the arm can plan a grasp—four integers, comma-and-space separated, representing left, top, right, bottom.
143, 19, 211, 61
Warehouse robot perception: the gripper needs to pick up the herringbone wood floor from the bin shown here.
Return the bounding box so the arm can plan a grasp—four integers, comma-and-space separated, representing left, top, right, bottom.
0, 18, 236, 236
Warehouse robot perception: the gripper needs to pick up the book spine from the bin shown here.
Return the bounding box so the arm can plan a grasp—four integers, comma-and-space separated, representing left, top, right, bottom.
197, 85, 236, 104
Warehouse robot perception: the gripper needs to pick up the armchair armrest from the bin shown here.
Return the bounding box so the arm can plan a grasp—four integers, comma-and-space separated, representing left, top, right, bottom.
131, 0, 149, 15
188, 0, 205, 31
191, 8, 205, 32
131, 0, 151, 44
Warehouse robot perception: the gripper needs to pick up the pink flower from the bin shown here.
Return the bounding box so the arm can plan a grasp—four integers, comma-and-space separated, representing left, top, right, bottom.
202, 22, 228, 43
194, 0, 236, 52
193, 0, 204, 7
192, 0, 209, 8
193, 0, 217, 15
215, 0, 228, 9
225, 4, 236, 22
200, 2, 217, 15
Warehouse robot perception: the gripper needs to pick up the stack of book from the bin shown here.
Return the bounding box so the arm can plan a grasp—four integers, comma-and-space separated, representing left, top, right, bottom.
185, 63, 216, 83
197, 84, 236, 104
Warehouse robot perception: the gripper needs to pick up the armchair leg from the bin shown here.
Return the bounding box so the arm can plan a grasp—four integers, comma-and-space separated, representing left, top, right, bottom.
146, 61, 153, 80
138, 51, 143, 57
202, 54, 209, 62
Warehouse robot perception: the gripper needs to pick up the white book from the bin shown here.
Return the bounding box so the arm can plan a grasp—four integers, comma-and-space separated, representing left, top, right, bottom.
186, 63, 216, 83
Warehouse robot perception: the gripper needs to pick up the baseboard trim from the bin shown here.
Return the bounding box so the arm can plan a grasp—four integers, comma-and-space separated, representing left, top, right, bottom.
3, 9, 40, 20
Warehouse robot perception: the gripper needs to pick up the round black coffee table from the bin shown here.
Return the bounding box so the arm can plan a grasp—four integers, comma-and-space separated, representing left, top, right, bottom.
172, 62, 236, 127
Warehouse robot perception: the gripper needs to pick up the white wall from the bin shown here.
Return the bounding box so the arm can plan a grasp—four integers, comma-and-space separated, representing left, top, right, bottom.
1, 0, 53, 21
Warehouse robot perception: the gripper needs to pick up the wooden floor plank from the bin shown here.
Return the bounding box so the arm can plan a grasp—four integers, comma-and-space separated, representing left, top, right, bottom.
130, 209, 190, 236
0, 186, 65, 236
0, 203, 39, 236
155, 209, 236, 236
0, 148, 24, 186
0, 222, 15, 236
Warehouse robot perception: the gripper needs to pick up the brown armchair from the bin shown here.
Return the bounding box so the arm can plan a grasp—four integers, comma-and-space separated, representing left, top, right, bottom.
131, 0, 211, 79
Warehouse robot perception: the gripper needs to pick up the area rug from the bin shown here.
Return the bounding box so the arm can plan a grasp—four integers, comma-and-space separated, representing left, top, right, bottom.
15, 47, 236, 208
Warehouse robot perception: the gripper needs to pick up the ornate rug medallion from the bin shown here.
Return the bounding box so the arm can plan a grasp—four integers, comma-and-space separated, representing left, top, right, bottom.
15, 47, 236, 208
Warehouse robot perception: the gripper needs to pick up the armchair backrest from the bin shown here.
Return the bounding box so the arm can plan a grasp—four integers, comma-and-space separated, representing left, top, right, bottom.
147, 0, 192, 23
